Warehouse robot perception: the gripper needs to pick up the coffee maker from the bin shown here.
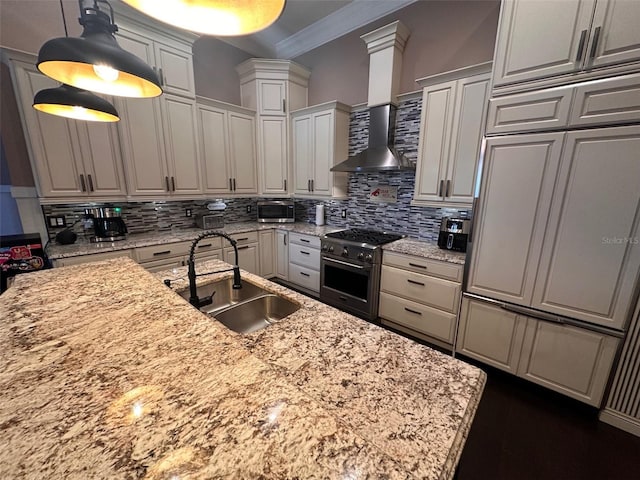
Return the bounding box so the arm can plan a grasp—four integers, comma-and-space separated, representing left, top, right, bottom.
86, 207, 127, 242
437, 217, 470, 252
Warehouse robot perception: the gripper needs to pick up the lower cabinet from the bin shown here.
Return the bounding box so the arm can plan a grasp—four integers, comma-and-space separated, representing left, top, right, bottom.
223, 231, 260, 275
287, 232, 321, 293
379, 251, 463, 348
275, 230, 289, 280
258, 230, 275, 278
457, 296, 619, 406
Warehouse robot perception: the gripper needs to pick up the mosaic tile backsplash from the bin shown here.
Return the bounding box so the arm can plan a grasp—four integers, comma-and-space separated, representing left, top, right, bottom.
43, 95, 467, 242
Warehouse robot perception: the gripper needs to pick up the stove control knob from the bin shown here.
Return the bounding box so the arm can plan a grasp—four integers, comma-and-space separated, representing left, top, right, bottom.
328, 245, 334, 253
322, 244, 328, 251
357, 252, 364, 261
364, 254, 373, 262
342, 247, 349, 257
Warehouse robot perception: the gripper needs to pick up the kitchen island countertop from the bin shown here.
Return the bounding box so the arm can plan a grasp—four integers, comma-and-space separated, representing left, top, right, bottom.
0, 258, 484, 478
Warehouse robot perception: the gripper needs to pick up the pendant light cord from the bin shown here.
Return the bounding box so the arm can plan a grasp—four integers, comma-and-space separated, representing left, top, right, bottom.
60, 0, 68, 37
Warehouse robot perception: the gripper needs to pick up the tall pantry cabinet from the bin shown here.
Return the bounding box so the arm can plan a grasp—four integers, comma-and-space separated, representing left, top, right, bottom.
236, 59, 310, 196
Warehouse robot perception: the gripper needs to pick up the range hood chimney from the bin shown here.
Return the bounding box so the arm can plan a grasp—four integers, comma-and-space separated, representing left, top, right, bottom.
332, 20, 413, 173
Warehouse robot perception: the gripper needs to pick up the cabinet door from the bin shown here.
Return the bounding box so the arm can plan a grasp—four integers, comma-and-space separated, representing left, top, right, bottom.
161, 95, 202, 195
116, 96, 169, 195
466, 132, 564, 305
414, 81, 457, 202
259, 116, 288, 195
311, 111, 334, 196
588, 0, 640, 70
533, 125, 640, 330
292, 115, 312, 195
492, 0, 595, 87
224, 245, 259, 275
275, 230, 289, 280
457, 297, 527, 374
257, 80, 286, 115
228, 111, 258, 194
199, 105, 231, 194
258, 230, 275, 278
517, 318, 619, 406
445, 73, 490, 204
13, 64, 85, 197
154, 41, 195, 98
76, 122, 127, 197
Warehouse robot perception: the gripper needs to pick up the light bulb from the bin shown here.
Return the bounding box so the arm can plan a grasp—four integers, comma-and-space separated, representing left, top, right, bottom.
93, 64, 120, 82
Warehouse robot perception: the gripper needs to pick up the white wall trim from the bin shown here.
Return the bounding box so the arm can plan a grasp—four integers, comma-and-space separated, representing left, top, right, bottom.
275, 0, 418, 60
10, 186, 37, 198
600, 409, 640, 437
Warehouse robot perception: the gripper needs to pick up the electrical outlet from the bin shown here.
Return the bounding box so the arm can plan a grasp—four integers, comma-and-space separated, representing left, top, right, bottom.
47, 215, 66, 228
246, 205, 252, 213
185, 208, 192, 217
341, 209, 347, 219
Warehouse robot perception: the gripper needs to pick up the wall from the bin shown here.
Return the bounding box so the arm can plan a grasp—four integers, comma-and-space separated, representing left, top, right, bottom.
294, 0, 500, 105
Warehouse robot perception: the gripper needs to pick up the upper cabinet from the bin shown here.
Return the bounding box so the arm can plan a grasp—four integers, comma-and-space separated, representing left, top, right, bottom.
492, 0, 640, 92
237, 59, 310, 196
197, 97, 258, 196
291, 102, 350, 199
413, 64, 491, 207
10, 60, 127, 201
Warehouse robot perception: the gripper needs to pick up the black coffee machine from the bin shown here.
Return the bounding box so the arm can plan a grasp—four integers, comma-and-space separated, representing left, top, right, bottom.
437, 217, 470, 252
86, 207, 127, 242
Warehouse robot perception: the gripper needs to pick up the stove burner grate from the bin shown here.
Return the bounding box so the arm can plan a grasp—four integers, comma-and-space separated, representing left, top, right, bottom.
325, 228, 402, 246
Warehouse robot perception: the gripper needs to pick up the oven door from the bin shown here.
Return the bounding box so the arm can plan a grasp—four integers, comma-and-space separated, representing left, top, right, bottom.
320, 256, 379, 320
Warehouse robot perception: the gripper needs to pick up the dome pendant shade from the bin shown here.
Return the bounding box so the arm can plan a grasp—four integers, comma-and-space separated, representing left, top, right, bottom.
33, 84, 120, 122
37, 4, 162, 98
122, 0, 286, 36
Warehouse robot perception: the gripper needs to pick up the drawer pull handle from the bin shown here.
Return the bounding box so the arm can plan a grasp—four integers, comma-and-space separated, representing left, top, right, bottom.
339, 296, 348, 301
300, 272, 310, 277
236, 237, 249, 242
198, 243, 212, 248
300, 250, 310, 255
300, 239, 310, 243
409, 263, 427, 269
237, 245, 250, 250
407, 279, 425, 286
153, 250, 172, 256
404, 307, 422, 315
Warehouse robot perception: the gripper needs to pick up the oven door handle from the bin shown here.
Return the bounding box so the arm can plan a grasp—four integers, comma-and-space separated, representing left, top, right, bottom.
322, 256, 370, 270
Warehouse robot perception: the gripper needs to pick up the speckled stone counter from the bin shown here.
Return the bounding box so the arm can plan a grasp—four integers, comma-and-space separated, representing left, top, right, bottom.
46, 222, 342, 260
0, 257, 485, 478
383, 238, 466, 265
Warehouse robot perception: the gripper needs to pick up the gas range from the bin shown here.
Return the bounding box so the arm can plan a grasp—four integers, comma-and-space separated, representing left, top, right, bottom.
321, 228, 403, 266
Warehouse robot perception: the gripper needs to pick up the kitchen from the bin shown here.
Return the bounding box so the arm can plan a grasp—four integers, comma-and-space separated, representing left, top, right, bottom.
3, 2, 637, 478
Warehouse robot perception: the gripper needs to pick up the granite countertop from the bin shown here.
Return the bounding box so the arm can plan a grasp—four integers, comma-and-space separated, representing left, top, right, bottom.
383, 238, 467, 265
46, 222, 341, 260
0, 257, 485, 479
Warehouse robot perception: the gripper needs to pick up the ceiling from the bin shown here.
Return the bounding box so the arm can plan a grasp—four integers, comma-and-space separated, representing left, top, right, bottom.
219, 0, 418, 59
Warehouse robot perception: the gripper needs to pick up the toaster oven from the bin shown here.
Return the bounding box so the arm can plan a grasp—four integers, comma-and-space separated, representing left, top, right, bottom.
196, 215, 224, 229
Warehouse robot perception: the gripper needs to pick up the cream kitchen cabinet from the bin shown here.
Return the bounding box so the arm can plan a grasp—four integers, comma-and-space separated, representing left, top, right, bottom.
11, 60, 127, 201
258, 230, 275, 278
116, 93, 202, 197
223, 232, 260, 275
413, 66, 491, 207
291, 102, 349, 198
275, 230, 289, 280
197, 97, 258, 195
492, 0, 640, 91
237, 59, 310, 196
457, 296, 619, 406
379, 251, 463, 349
287, 232, 321, 294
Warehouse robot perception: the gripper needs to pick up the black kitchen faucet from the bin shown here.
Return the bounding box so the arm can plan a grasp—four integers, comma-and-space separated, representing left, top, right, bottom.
187, 231, 242, 309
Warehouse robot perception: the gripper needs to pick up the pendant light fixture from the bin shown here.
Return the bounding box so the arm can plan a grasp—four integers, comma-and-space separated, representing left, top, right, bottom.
121, 0, 286, 36
32, 1, 120, 122
37, 0, 162, 98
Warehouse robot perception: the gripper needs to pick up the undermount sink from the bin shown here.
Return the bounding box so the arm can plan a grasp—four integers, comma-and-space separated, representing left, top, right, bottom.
177, 278, 268, 314
212, 294, 300, 334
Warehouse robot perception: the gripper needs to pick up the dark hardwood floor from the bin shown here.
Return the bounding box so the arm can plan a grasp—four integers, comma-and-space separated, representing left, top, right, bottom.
456, 358, 640, 480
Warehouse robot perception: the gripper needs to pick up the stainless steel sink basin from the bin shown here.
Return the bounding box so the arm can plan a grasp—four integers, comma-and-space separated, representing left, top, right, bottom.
177, 278, 268, 314
212, 294, 300, 334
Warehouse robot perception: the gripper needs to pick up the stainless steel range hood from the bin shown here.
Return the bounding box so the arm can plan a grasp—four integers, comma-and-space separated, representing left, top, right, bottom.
330, 21, 413, 173
331, 104, 413, 172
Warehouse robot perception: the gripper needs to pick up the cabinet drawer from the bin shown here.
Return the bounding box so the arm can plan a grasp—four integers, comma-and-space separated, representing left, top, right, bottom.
289, 263, 320, 292
53, 249, 134, 267
191, 237, 223, 254
382, 251, 463, 282
139, 257, 185, 273
193, 249, 222, 263
570, 73, 640, 127
136, 241, 191, 262
228, 231, 259, 245
379, 292, 456, 344
289, 244, 320, 270
380, 265, 460, 313
486, 87, 573, 134
289, 232, 321, 249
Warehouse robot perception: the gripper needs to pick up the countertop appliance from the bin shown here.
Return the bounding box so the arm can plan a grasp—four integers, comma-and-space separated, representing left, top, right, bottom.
438, 217, 470, 252
0, 233, 50, 293
86, 207, 127, 242
257, 200, 294, 223
196, 215, 223, 230
320, 228, 402, 320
